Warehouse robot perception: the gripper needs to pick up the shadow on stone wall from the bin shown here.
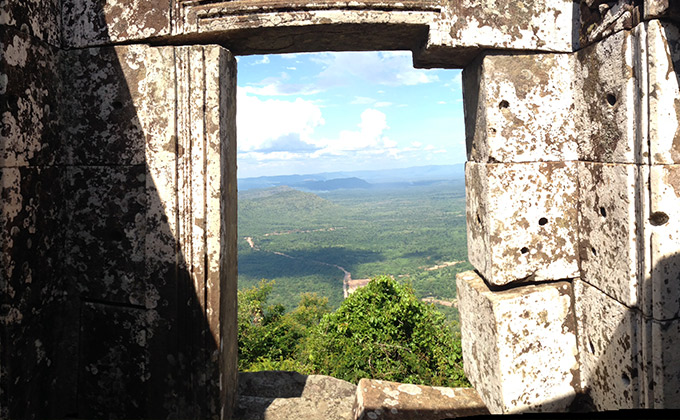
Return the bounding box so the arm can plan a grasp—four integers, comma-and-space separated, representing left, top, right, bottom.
1, 2, 223, 418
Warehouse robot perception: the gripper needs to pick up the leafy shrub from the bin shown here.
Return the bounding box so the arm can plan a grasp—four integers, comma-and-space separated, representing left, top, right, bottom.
237, 276, 469, 387
238, 280, 329, 371
303, 275, 469, 387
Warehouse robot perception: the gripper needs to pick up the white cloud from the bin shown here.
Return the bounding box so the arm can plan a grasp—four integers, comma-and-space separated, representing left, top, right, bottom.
237, 90, 324, 153
374, 101, 392, 108
252, 56, 270, 65
242, 83, 321, 96
314, 108, 396, 156
314, 51, 440, 88
351, 96, 375, 105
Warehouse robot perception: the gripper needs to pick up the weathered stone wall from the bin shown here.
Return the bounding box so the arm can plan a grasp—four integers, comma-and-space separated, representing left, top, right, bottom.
1, 18, 66, 418
459, 2, 680, 412
2, 2, 237, 415
3, 0, 680, 418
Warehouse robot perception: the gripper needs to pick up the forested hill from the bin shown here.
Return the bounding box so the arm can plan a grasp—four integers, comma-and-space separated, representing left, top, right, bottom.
239, 186, 340, 236
238, 164, 465, 191
237, 181, 472, 318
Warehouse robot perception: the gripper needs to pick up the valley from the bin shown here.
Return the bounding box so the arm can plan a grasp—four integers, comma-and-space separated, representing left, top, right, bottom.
237, 166, 470, 322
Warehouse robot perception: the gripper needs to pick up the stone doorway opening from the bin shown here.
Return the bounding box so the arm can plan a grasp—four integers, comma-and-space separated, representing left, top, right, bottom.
234, 51, 470, 374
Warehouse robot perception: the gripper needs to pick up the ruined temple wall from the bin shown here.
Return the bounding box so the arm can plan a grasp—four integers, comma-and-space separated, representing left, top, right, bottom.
3, 0, 680, 417
2, 1, 238, 417
0, 8, 69, 416
459, 3, 680, 412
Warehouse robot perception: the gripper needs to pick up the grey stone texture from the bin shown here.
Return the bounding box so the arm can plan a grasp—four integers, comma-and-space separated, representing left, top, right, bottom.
574, 27, 644, 164
353, 379, 489, 420
647, 165, 680, 321
62, 0, 171, 48
579, 0, 642, 47
1, 25, 67, 418
577, 162, 643, 309
457, 271, 579, 414
62, 0, 577, 67
0, 0, 62, 46
574, 280, 642, 410
1, 28, 62, 167
463, 52, 578, 163
644, 0, 680, 20
235, 371, 357, 420
647, 20, 680, 164
645, 317, 680, 408
461, 17, 680, 413
466, 161, 579, 286
1, 32, 237, 417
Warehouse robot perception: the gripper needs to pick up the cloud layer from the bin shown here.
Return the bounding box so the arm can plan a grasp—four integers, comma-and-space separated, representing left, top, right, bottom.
237, 51, 464, 177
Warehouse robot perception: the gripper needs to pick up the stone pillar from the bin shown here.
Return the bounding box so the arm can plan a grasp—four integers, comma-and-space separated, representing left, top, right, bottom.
460, 15, 680, 412
1, 2, 66, 417
2, 34, 237, 417
460, 49, 582, 413
57, 43, 238, 419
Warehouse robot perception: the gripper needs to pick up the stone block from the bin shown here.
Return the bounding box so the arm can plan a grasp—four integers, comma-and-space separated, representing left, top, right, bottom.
444, 0, 576, 52
579, 0, 641, 47
62, 0, 171, 48
61, 44, 176, 166
647, 20, 680, 164
575, 28, 644, 163
457, 271, 579, 414
1, 28, 62, 167
645, 317, 680, 408
0, 0, 61, 46
0, 167, 65, 304
466, 161, 578, 286
0, 166, 69, 418
462, 52, 577, 163
78, 302, 149, 418
647, 165, 680, 320
64, 166, 147, 306
353, 379, 489, 420
574, 280, 642, 410
577, 162, 643, 308
644, 0, 680, 20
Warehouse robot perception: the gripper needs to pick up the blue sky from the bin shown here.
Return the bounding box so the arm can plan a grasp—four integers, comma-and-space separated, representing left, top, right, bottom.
236, 52, 465, 178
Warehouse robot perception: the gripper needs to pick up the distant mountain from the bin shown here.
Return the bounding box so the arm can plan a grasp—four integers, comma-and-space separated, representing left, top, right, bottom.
238, 164, 465, 191
239, 186, 338, 214
291, 177, 372, 191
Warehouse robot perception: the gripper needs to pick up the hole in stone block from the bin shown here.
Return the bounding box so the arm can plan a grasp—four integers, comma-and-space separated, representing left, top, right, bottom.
588, 339, 595, 354
606, 93, 617, 106
538, 217, 548, 226
112, 100, 124, 110
498, 100, 510, 109
600, 207, 606, 218
591, 247, 597, 256
650, 211, 669, 226
621, 372, 630, 387
520, 247, 529, 254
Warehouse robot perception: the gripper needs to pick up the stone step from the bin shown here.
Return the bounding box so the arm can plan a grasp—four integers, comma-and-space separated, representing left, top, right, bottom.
235, 371, 490, 420
235, 371, 357, 420
235, 395, 355, 420
353, 379, 490, 420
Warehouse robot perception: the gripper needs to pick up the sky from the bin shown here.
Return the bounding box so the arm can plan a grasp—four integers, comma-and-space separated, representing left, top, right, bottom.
236, 51, 465, 178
